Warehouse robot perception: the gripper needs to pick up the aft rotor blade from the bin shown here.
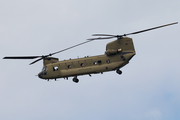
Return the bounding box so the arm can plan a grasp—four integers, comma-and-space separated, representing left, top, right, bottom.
51, 40, 92, 56
92, 34, 117, 37
87, 36, 115, 40
88, 22, 178, 40
3, 56, 41, 59
125, 22, 178, 36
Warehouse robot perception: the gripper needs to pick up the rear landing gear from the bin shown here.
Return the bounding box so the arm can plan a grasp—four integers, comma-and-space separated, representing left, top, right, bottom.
73, 76, 79, 83
116, 69, 122, 75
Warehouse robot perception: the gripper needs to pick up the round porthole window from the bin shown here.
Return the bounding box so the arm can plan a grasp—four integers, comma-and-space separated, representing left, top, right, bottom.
106, 59, 110, 63
80, 63, 84, 67
93, 61, 97, 65
67, 65, 71, 69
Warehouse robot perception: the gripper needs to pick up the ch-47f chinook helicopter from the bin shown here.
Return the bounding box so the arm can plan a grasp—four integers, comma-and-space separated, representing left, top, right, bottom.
3, 22, 178, 83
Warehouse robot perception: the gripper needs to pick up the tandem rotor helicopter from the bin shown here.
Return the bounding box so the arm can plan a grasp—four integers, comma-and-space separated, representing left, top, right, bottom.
3, 22, 178, 83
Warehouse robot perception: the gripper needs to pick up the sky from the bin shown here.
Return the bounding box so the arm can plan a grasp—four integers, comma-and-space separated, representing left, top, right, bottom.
0, 0, 180, 120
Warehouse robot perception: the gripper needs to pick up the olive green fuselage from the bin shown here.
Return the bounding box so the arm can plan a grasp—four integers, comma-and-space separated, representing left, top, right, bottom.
38, 37, 136, 80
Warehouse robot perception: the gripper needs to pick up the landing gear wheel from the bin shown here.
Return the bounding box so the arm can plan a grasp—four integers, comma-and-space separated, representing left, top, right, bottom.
116, 69, 122, 75
73, 77, 79, 83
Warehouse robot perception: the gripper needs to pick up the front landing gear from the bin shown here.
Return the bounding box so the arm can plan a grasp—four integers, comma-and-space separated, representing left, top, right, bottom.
116, 69, 122, 75
72, 76, 79, 83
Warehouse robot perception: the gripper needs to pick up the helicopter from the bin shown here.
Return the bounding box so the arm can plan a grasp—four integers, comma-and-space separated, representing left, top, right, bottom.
3, 22, 178, 83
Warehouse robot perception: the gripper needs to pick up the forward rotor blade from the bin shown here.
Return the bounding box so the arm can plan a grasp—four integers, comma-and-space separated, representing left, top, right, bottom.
125, 22, 178, 36
3, 56, 41, 59
3, 40, 93, 65
30, 40, 92, 64
51, 40, 92, 56
29, 57, 43, 65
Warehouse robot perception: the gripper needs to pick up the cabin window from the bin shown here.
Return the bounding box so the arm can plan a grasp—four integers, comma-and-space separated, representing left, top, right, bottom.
67, 65, 71, 69
53, 66, 58, 71
80, 63, 84, 67
93, 61, 97, 65
106, 59, 110, 63
98, 60, 102, 64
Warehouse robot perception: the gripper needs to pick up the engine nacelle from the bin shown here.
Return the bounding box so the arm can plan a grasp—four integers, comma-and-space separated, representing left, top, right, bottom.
105, 49, 122, 56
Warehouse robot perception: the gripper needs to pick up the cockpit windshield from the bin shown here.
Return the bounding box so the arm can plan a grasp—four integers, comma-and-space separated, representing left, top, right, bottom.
42, 66, 48, 72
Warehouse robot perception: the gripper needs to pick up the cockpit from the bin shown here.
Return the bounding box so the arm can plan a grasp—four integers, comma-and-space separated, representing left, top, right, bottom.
42, 66, 48, 72
38, 66, 48, 79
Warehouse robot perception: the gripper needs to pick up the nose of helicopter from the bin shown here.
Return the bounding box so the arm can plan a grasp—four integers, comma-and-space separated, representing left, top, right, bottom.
38, 72, 43, 79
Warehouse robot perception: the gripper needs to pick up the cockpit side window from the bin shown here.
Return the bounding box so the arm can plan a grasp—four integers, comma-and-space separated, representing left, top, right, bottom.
42, 66, 48, 71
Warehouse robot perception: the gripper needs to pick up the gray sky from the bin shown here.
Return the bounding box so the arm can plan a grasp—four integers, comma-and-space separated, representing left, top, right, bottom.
0, 0, 180, 120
